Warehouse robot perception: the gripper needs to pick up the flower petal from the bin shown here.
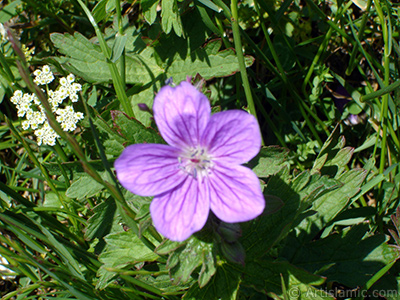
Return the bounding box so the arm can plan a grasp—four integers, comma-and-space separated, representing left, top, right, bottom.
208, 164, 265, 223
114, 144, 185, 197
150, 177, 210, 241
201, 110, 261, 164
153, 82, 211, 149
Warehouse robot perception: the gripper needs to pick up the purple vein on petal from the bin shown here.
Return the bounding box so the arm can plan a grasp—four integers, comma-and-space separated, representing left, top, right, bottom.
114, 143, 185, 197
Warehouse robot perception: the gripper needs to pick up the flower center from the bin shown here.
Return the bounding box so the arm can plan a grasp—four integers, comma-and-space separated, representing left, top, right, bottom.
178, 148, 213, 181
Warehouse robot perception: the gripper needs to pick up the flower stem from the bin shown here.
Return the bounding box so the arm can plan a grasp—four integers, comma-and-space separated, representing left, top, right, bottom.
374, 0, 391, 201
76, 0, 134, 118
53, 140, 68, 162
115, 0, 126, 89
230, 0, 263, 144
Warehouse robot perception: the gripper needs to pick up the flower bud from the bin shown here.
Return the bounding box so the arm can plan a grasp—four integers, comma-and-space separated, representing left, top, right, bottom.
220, 241, 245, 266
217, 222, 242, 243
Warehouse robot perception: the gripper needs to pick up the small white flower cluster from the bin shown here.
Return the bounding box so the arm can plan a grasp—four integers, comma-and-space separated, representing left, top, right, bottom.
10, 65, 84, 146
33, 65, 54, 85
56, 106, 84, 132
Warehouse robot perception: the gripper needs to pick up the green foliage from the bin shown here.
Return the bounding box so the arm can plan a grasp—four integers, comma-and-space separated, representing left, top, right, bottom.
1, 0, 400, 298
282, 224, 398, 287
157, 237, 216, 288
50, 31, 162, 85
97, 230, 160, 289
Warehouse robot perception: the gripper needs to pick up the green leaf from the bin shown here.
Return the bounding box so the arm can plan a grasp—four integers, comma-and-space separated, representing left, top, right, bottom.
183, 263, 240, 300
85, 199, 117, 240
0, 0, 22, 22
161, 0, 183, 36
242, 260, 334, 300
141, 0, 159, 25
282, 224, 400, 287
158, 236, 216, 287
166, 39, 255, 82
92, 0, 109, 23
241, 169, 337, 259
51, 32, 163, 85
43, 160, 106, 177
65, 174, 105, 200
351, 0, 367, 10
136, 271, 194, 294
155, 239, 186, 255
128, 84, 158, 127
110, 33, 128, 63
103, 139, 125, 156
196, 0, 222, 12
247, 146, 290, 178
92, 111, 163, 155
298, 169, 367, 238
111, 110, 164, 145
97, 230, 159, 289
312, 126, 352, 178
93, 115, 125, 143
43, 192, 63, 208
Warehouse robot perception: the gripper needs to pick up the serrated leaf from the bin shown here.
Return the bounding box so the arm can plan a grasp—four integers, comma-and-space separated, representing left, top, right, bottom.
103, 139, 125, 156
247, 146, 290, 178
161, 0, 183, 36
136, 273, 194, 293
111, 110, 164, 145
65, 175, 104, 200
142, 0, 159, 25
93, 110, 163, 155
166, 237, 216, 287
298, 169, 367, 238
325, 146, 354, 178
198, 249, 217, 287
93, 115, 125, 142
312, 125, 347, 175
97, 230, 159, 289
241, 169, 336, 259
155, 239, 186, 255
183, 264, 240, 300
51, 32, 163, 85
242, 260, 333, 300
204, 39, 222, 55
166, 40, 255, 82
282, 224, 400, 287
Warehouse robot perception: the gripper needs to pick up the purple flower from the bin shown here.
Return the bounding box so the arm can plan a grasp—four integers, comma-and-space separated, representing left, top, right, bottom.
114, 81, 265, 241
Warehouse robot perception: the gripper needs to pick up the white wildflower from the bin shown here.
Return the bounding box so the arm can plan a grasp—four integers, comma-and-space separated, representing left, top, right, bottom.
15, 94, 35, 117
35, 122, 59, 146
59, 74, 81, 101
66, 74, 75, 84
10, 66, 84, 146
10, 90, 23, 105
56, 106, 84, 132
48, 89, 67, 110
33, 65, 54, 85
21, 120, 30, 130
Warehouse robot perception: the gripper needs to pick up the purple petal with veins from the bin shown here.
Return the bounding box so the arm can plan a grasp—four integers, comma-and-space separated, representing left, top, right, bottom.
115, 81, 265, 241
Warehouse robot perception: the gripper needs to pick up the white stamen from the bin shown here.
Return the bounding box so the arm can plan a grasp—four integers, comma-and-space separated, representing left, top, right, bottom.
178, 147, 213, 181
